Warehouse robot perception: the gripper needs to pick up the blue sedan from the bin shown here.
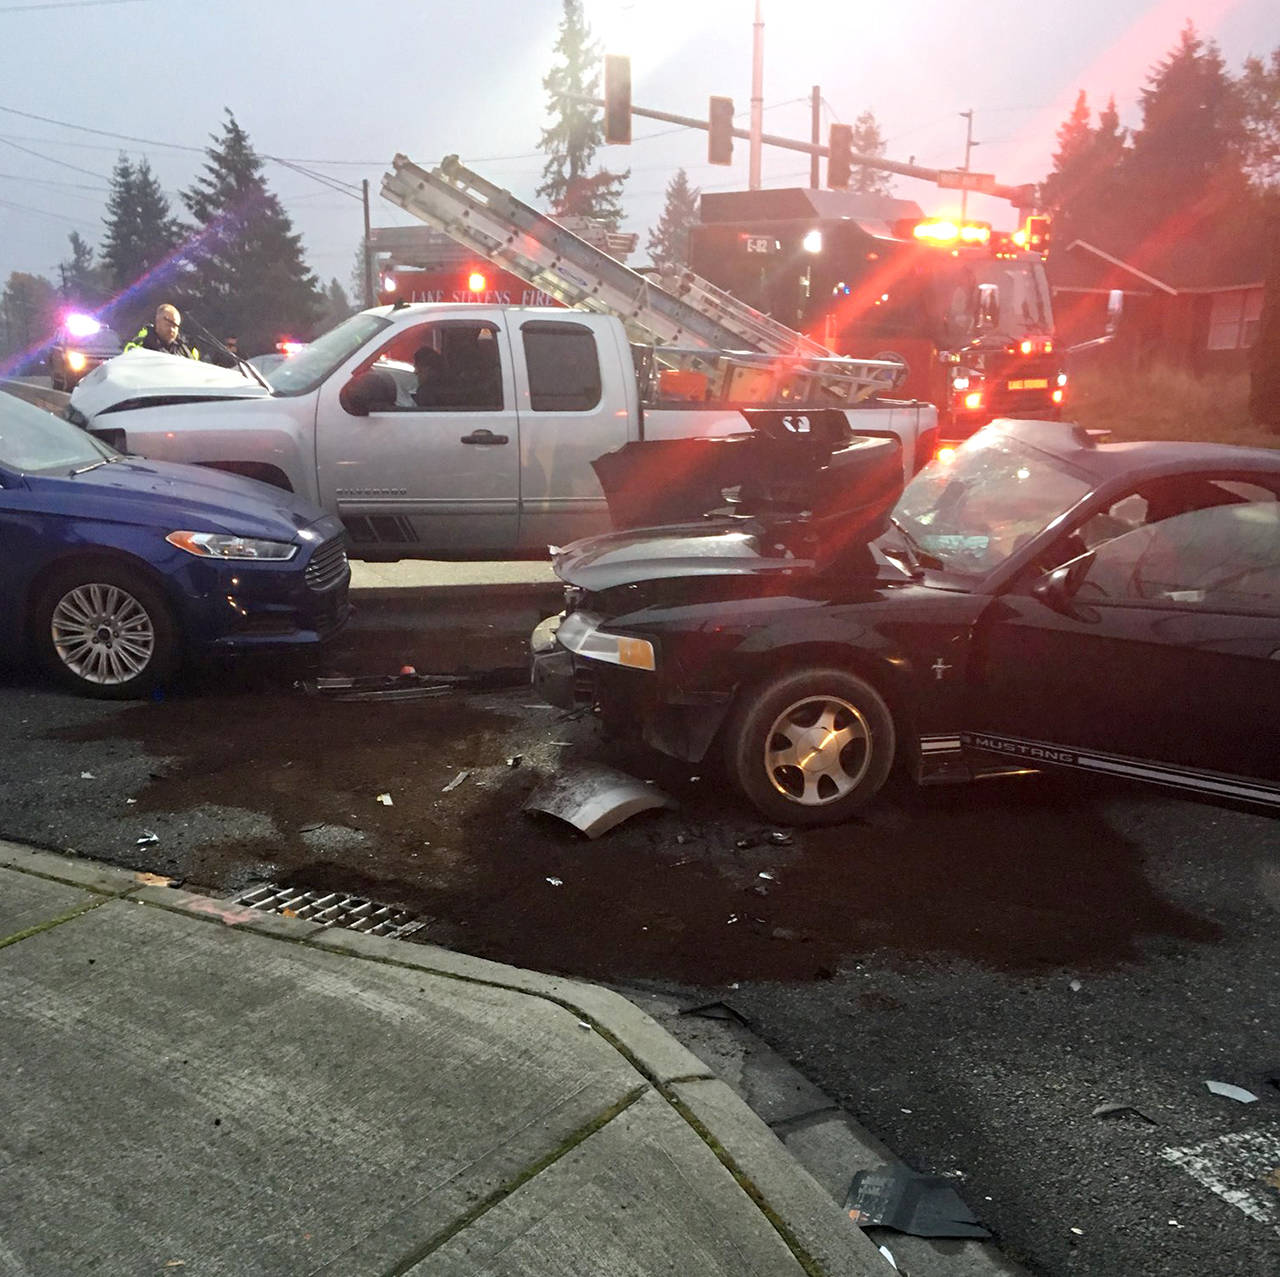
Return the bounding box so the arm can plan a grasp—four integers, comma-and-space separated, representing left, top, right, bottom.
0, 391, 350, 697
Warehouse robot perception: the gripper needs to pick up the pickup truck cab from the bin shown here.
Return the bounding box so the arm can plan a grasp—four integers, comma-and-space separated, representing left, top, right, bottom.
69, 304, 936, 561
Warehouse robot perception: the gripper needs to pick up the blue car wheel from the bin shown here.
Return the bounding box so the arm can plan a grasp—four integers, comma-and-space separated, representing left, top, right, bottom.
34, 562, 180, 699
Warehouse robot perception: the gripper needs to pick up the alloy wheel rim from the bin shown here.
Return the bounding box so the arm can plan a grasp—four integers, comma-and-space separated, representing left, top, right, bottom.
763, 694, 871, 806
51, 583, 155, 685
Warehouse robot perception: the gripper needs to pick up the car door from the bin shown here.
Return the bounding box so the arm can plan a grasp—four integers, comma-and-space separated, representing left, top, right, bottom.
314, 315, 519, 556
967, 476, 1280, 804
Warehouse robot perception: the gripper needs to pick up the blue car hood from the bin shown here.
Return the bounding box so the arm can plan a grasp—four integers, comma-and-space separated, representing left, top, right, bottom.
24, 457, 326, 539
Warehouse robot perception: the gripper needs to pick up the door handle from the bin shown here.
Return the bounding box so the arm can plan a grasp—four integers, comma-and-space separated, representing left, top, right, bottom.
460, 429, 509, 446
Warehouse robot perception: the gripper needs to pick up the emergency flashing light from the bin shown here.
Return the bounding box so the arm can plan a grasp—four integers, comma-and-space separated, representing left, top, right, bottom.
1052, 388, 1065, 404
802, 230, 823, 254
1011, 229, 1029, 248
382, 275, 397, 293
63, 312, 101, 338
1020, 340, 1034, 355
276, 340, 306, 357
936, 445, 958, 464
467, 271, 487, 293
909, 219, 990, 247
963, 391, 983, 411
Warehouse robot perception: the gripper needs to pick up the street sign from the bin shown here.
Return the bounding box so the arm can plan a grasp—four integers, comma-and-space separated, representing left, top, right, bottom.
936, 170, 997, 194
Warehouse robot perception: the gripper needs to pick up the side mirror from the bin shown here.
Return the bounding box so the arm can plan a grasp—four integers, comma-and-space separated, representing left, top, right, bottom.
1031, 553, 1093, 616
339, 370, 397, 417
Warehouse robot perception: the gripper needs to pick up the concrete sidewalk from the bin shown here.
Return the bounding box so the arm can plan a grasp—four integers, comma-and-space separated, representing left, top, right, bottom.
0, 840, 884, 1276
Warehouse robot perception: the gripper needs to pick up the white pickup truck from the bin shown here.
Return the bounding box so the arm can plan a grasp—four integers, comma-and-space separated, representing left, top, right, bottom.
68, 304, 937, 560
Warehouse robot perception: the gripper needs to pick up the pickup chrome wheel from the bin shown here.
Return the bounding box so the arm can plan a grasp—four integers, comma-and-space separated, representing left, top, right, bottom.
725, 667, 896, 825
34, 563, 179, 699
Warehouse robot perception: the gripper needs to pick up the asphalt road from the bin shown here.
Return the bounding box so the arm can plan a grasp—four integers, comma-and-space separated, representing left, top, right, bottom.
0, 588, 1276, 1277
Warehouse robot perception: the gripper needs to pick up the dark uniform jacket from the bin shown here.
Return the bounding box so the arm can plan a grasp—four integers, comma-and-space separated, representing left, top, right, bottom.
124, 324, 199, 359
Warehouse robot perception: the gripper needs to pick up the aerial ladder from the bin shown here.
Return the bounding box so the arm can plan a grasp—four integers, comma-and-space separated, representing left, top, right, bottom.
380, 154, 903, 406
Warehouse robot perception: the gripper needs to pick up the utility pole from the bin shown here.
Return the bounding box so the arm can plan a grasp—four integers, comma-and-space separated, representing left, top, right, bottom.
749, 0, 764, 189
362, 180, 375, 308
959, 109, 979, 219
809, 86, 821, 188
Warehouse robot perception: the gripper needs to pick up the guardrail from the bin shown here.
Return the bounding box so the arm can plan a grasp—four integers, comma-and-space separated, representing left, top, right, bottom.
0, 378, 71, 415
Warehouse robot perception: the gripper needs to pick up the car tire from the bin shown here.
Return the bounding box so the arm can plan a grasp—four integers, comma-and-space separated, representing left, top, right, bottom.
32, 562, 180, 699
724, 666, 896, 825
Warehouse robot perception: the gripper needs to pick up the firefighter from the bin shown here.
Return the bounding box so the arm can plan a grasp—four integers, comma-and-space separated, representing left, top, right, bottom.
124, 303, 200, 359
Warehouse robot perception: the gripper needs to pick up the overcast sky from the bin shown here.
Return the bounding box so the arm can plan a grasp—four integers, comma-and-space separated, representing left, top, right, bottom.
1, 0, 1274, 296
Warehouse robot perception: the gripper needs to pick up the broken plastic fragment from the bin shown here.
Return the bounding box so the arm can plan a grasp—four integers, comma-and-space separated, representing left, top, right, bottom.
1069, 979, 1083, 992
844, 1165, 991, 1239
767, 831, 793, 846
376, 793, 394, 806
1205, 1080, 1259, 1104
506, 755, 523, 768
523, 763, 674, 839
545, 877, 563, 887
441, 771, 470, 793
135, 832, 159, 846
1091, 1101, 1156, 1124
758, 870, 777, 881
878, 1245, 898, 1270
80, 771, 95, 780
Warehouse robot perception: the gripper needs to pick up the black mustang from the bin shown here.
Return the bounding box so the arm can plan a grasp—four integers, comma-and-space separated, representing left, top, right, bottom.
532, 419, 1279, 825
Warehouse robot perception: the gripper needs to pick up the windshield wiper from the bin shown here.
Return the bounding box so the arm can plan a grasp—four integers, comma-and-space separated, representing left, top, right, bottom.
70, 453, 122, 475
888, 517, 944, 574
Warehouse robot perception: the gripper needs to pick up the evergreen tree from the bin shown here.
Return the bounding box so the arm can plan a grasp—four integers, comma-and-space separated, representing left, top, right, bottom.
57, 232, 109, 307
317, 277, 354, 331
0, 272, 58, 364
537, 0, 627, 228
647, 169, 700, 268
350, 237, 373, 308
1239, 47, 1280, 191
182, 110, 322, 351
848, 111, 894, 197
100, 155, 181, 302
1041, 92, 1129, 248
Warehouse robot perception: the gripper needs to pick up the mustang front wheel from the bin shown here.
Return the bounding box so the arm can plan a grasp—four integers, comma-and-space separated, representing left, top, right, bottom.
725, 667, 896, 825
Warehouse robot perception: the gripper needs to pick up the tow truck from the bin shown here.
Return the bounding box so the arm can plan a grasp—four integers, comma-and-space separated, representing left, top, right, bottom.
688, 191, 1064, 438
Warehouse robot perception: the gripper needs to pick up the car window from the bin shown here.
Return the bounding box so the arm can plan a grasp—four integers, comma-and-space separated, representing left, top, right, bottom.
265, 311, 390, 396
0, 393, 115, 472
366, 320, 504, 412
1074, 501, 1279, 614
521, 321, 602, 412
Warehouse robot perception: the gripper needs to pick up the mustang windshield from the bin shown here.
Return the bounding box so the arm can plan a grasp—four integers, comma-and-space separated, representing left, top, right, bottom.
265, 312, 391, 396
892, 430, 1092, 575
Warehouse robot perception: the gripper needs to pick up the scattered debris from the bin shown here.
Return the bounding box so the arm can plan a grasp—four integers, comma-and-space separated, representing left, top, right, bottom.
1205, 1080, 1259, 1104
545, 877, 563, 887
726, 914, 740, 924
758, 870, 777, 881
1069, 979, 1083, 992
376, 793, 394, 806
125, 798, 137, 805
523, 763, 674, 839
441, 771, 470, 794
735, 837, 757, 850
301, 672, 465, 702
135, 832, 159, 847
1091, 1101, 1157, 1124
844, 1165, 991, 1239
681, 1000, 750, 1026
80, 771, 95, 780
1070, 1227, 1085, 1236
877, 1244, 898, 1270
577, 1021, 591, 1030
134, 872, 173, 887
767, 831, 793, 846
506, 755, 523, 768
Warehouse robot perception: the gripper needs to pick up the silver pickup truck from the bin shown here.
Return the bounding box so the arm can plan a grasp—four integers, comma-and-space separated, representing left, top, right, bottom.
69, 304, 937, 560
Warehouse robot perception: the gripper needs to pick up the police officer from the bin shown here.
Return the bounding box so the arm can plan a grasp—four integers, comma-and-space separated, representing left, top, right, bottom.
125, 303, 200, 359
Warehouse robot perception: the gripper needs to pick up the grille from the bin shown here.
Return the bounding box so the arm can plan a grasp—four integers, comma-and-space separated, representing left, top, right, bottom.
305, 536, 349, 591
235, 883, 427, 939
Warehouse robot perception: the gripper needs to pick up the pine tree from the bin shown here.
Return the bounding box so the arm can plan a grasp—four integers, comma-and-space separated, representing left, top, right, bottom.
848, 111, 894, 197
537, 0, 627, 228
182, 110, 322, 352
100, 155, 181, 303
0, 272, 58, 364
57, 232, 108, 307
1239, 47, 1280, 191
317, 277, 354, 331
647, 169, 700, 267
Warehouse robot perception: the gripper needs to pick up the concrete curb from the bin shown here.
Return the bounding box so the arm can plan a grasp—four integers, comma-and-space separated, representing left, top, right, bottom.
0, 839, 884, 1276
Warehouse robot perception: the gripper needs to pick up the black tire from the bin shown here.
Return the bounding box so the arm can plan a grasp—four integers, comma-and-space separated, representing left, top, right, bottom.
32, 562, 180, 699
723, 666, 896, 825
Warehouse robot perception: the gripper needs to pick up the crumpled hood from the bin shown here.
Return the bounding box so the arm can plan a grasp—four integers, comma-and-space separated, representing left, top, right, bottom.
554, 521, 811, 590
25, 455, 327, 539
70, 348, 270, 418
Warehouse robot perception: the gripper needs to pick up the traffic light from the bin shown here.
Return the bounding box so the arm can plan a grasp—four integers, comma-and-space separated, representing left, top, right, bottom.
603, 54, 631, 145
708, 96, 734, 165
827, 123, 853, 189
1025, 214, 1051, 252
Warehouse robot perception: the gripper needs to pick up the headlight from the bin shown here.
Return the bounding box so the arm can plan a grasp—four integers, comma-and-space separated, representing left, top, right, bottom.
556, 610, 656, 671
166, 531, 298, 561
66, 350, 88, 371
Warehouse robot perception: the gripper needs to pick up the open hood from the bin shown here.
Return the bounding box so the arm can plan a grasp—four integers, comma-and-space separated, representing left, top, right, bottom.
69, 349, 271, 418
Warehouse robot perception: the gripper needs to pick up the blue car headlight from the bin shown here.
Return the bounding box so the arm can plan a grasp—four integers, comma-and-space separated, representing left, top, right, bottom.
166, 531, 298, 561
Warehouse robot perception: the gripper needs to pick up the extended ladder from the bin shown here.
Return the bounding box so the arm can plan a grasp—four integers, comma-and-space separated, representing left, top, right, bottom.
380, 154, 903, 404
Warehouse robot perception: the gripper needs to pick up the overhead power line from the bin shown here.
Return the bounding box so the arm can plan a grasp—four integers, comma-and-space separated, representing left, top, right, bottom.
0, 0, 148, 11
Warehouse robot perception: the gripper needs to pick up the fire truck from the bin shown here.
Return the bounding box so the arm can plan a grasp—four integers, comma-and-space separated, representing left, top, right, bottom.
376, 263, 558, 308
688, 188, 1065, 437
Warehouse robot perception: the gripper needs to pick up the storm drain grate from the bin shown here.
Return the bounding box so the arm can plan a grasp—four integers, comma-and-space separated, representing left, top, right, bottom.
235, 884, 428, 939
